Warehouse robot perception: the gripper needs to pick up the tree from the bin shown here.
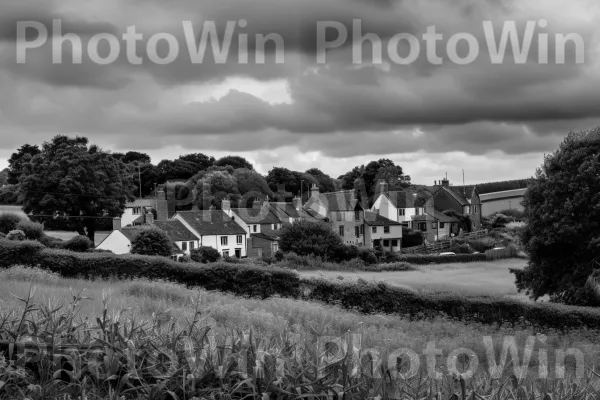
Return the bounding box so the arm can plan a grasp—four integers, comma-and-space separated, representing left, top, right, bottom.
190, 246, 221, 263
305, 168, 336, 193
233, 168, 274, 205
511, 128, 600, 305
113, 151, 151, 164
0, 168, 8, 186
0, 213, 23, 234
8, 144, 41, 184
338, 166, 364, 190
279, 220, 344, 259
215, 155, 254, 170
194, 170, 241, 209
179, 153, 215, 170
266, 168, 319, 201
18, 135, 135, 241
130, 226, 173, 257
157, 159, 198, 181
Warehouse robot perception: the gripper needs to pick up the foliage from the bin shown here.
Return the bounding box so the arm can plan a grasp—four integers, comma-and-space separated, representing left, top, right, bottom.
6, 229, 26, 241
0, 212, 23, 234
395, 253, 487, 264
15, 220, 44, 241
490, 213, 511, 228
7, 144, 41, 184
0, 167, 7, 186
402, 227, 424, 248
215, 155, 254, 170
17, 135, 135, 241
130, 225, 173, 257
61, 235, 94, 252
190, 246, 222, 263
454, 178, 532, 195
305, 168, 336, 193
467, 238, 496, 253
232, 168, 274, 205
0, 185, 19, 204
266, 167, 320, 201
512, 128, 600, 305
111, 150, 151, 164
443, 210, 473, 233
338, 159, 410, 201
279, 220, 345, 260
194, 169, 241, 208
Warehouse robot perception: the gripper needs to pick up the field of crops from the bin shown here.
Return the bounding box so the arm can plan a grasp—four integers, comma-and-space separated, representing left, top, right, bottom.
1, 266, 599, 399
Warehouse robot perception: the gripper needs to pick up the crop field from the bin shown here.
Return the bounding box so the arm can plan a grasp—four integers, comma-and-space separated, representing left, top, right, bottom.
0, 265, 598, 399
300, 259, 531, 300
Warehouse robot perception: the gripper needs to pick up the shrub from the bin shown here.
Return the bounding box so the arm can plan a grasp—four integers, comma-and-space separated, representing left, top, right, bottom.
468, 238, 496, 253
130, 226, 172, 257
491, 213, 511, 228
6, 229, 26, 241
39, 235, 64, 248
274, 250, 284, 262
402, 227, 423, 248
86, 248, 113, 253
0, 232, 5, 239
279, 220, 344, 260
62, 235, 94, 252
0, 240, 300, 300
16, 220, 44, 241
395, 253, 487, 264
357, 248, 378, 265
0, 213, 23, 234
190, 246, 221, 263
362, 262, 415, 272
449, 243, 472, 254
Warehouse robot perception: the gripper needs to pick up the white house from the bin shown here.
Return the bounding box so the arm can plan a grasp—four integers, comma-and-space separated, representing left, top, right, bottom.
174, 210, 248, 258
95, 227, 142, 254
153, 219, 200, 255
363, 211, 403, 252
121, 198, 156, 227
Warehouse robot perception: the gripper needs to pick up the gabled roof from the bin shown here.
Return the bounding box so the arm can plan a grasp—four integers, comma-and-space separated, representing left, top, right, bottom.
251, 232, 279, 241
176, 210, 246, 236
304, 190, 363, 214
384, 191, 434, 209
119, 227, 144, 241
411, 210, 460, 223
268, 203, 323, 222
231, 207, 280, 225
479, 188, 527, 201
437, 186, 470, 206
154, 219, 198, 241
364, 211, 402, 226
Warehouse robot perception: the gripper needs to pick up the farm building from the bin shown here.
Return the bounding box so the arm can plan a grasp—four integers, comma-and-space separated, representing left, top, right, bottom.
479, 188, 527, 216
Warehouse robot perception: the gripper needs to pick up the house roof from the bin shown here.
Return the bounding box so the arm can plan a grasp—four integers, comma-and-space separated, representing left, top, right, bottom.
251, 232, 279, 241
384, 191, 434, 209
304, 190, 363, 215
176, 210, 247, 236
126, 198, 156, 208
411, 210, 460, 223
268, 203, 323, 222
364, 211, 402, 226
479, 188, 527, 202
119, 227, 144, 241
437, 186, 470, 206
153, 219, 198, 241
231, 207, 280, 224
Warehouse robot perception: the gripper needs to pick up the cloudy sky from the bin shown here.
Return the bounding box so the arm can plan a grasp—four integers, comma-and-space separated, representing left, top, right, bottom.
0, 0, 599, 185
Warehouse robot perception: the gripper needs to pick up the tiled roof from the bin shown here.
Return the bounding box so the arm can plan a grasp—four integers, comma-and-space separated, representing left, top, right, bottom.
231, 207, 280, 224
440, 187, 470, 206
126, 198, 156, 208
304, 190, 362, 214
385, 191, 434, 209
411, 210, 460, 223
119, 227, 143, 242
268, 203, 322, 222
251, 232, 279, 241
153, 219, 198, 241
176, 210, 246, 236
364, 211, 402, 226
479, 188, 527, 201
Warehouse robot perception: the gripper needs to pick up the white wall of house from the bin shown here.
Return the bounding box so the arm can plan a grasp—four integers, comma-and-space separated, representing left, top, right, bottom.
399, 207, 418, 224
365, 225, 402, 251
174, 239, 200, 255
121, 208, 139, 227
209, 234, 247, 257
372, 195, 397, 221
96, 231, 132, 254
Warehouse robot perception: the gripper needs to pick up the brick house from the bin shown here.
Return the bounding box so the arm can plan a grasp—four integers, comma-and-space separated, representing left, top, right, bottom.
304, 185, 366, 246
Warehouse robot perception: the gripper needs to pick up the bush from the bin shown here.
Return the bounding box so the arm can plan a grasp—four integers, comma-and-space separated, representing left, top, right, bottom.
361, 262, 415, 272
279, 220, 344, 260
130, 226, 172, 257
449, 243, 472, 254
6, 229, 26, 241
190, 246, 221, 263
16, 220, 44, 241
39, 235, 64, 249
468, 238, 496, 253
491, 213, 511, 228
302, 278, 600, 331
86, 248, 113, 254
0, 232, 5, 239
0, 239, 300, 300
0, 213, 23, 234
274, 250, 284, 262
402, 227, 423, 248
357, 248, 378, 265
62, 235, 94, 252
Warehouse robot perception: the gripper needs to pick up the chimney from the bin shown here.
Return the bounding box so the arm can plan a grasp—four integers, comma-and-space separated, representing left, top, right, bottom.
112, 217, 122, 231
376, 180, 389, 196
156, 190, 168, 221
292, 196, 302, 210
310, 184, 320, 199
252, 198, 262, 209
441, 178, 450, 188
145, 211, 154, 225
434, 180, 437, 186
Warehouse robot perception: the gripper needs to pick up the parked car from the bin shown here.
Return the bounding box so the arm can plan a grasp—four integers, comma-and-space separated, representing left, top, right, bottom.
439, 252, 456, 256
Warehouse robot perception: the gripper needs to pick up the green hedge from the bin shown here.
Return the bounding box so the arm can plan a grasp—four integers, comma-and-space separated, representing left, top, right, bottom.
302, 278, 600, 331
0, 240, 300, 299
396, 253, 487, 264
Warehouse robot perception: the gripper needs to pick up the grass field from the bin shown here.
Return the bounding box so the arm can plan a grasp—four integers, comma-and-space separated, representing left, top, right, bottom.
300, 259, 532, 300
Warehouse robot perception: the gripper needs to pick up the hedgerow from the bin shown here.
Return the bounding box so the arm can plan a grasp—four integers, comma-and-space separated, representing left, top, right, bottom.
394, 253, 487, 264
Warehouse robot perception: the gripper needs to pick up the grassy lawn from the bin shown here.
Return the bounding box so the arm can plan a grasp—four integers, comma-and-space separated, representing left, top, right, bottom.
300, 259, 530, 300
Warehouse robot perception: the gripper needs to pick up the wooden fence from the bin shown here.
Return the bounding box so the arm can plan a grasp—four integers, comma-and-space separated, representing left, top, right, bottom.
485, 246, 517, 261
402, 229, 489, 255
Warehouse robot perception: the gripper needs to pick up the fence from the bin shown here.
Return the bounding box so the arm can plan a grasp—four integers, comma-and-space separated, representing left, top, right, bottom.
402, 229, 489, 255
485, 246, 518, 261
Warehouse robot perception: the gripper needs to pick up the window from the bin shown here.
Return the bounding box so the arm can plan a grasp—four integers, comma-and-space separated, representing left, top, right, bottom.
360, 225, 364, 235
273, 243, 279, 252
415, 208, 421, 216
398, 209, 406, 216
133, 207, 141, 215
237, 235, 243, 244
384, 226, 390, 234
189, 241, 195, 250
473, 205, 478, 214
253, 225, 258, 233
440, 222, 445, 229
336, 212, 342, 221
355, 211, 360, 222
339, 226, 345, 236
372, 226, 377, 233
417, 222, 427, 231
432, 222, 438, 229
182, 242, 188, 251
383, 239, 390, 247
272, 224, 276, 230
223, 250, 229, 257
221, 236, 228, 246
392, 239, 398, 247
355, 226, 360, 238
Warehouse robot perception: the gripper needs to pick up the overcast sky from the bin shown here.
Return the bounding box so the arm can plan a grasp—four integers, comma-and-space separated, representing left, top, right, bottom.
1, 0, 599, 185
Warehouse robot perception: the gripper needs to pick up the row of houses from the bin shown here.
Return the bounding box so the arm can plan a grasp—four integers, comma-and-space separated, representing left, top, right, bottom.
97, 177, 491, 258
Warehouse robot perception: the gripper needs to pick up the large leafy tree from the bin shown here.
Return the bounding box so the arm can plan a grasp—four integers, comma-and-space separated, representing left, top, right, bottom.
266, 167, 319, 201
8, 144, 41, 184
178, 153, 215, 170
215, 155, 254, 170
511, 128, 600, 305
279, 220, 344, 260
112, 151, 151, 164
130, 226, 173, 257
0, 168, 8, 186
305, 168, 336, 193
232, 168, 274, 205
18, 135, 135, 241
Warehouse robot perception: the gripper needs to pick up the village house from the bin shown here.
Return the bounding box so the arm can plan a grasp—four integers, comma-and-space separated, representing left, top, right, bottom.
174, 209, 248, 258
363, 211, 403, 251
